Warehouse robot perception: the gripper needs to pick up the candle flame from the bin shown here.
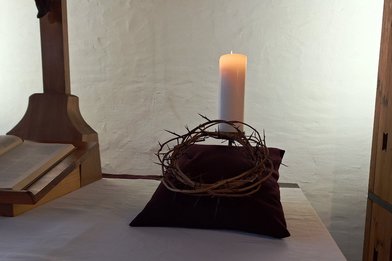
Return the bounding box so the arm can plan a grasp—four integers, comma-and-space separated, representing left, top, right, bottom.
230, 50, 233, 54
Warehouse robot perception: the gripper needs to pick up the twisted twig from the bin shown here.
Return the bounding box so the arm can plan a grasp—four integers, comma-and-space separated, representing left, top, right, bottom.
156, 117, 276, 197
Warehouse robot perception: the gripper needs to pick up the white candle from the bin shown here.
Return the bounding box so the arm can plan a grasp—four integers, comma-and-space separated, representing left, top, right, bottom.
219, 52, 247, 132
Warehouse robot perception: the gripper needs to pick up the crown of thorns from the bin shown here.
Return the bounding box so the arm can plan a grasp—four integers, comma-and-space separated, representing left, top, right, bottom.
156, 116, 277, 197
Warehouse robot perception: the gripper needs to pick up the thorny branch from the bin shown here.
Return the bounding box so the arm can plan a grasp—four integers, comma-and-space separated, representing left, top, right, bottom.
156, 117, 277, 197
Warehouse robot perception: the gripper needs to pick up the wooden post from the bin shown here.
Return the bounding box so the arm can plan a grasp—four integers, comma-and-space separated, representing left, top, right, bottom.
39, 0, 71, 94
363, 0, 392, 260
8, 0, 98, 145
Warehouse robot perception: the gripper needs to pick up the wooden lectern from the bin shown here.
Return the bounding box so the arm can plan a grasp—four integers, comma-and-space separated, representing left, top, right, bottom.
0, 0, 102, 216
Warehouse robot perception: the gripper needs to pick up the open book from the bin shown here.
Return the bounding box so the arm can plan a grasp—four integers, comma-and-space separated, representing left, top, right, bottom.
0, 135, 75, 190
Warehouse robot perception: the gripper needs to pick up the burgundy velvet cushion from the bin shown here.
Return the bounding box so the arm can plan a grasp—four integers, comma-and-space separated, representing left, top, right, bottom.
130, 144, 290, 239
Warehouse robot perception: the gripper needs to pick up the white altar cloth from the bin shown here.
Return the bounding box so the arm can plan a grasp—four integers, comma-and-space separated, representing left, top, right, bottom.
0, 179, 346, 261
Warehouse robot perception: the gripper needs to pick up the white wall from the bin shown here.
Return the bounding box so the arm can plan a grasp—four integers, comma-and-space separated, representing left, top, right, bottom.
0, 1, 383, 260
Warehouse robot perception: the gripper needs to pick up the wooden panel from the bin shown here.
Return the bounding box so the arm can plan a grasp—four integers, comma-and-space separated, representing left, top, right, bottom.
364, 202, 392, 261
364, 0, 392, 259
372, 106, 392, 202
80, 144, 102, 186
371, 0, 392, 201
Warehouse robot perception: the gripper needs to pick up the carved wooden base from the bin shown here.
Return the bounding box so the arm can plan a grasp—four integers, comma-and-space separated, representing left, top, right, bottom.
8, 93, 97, 146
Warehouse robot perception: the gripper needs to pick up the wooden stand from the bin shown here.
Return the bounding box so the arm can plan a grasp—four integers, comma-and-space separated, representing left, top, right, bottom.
363, 0, 392, 259
0, 142, 101, 216
8, 93, 98, 145
8, 0, 96, 145
0, 0, 101, 216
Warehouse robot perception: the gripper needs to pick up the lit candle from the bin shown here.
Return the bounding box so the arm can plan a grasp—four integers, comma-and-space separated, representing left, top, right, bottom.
219, 52, 247, 132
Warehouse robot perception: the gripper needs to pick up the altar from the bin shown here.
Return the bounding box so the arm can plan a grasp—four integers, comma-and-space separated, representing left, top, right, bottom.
0, 1, 349, 260
0, 178, 346, 261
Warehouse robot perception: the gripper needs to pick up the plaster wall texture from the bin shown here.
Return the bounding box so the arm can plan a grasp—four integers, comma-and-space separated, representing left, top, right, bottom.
0, 1, 384, 260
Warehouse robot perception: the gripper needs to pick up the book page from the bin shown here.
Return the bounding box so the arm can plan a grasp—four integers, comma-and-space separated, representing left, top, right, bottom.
0, 141, 75, 190
0, 135, 23, 156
